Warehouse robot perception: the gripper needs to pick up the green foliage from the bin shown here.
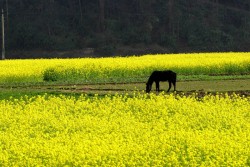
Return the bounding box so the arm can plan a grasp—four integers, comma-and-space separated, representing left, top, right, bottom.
43, 68, 60, 82
42, 64, 250, 84
5, 0, 250, 56
94, 45, 116, 57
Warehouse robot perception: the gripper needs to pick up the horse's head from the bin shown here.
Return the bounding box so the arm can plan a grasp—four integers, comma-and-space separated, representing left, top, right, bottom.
146, 83, 152, 93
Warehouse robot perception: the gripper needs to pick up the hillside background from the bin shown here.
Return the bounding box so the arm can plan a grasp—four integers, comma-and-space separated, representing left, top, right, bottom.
1, 0, 250, 58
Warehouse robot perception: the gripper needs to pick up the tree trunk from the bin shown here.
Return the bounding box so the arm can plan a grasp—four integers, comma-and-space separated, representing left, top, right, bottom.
98, 0, 105, 32
168, 0, 174, 35
79, 0, 83, 22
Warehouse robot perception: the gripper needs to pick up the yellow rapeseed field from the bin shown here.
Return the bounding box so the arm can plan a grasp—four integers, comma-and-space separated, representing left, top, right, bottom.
0, 93, 249, 166
0, 52, 249, 83
0, 52, 249, 166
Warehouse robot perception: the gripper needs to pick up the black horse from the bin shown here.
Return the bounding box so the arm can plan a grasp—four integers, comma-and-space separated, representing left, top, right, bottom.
146, 70, 176, 93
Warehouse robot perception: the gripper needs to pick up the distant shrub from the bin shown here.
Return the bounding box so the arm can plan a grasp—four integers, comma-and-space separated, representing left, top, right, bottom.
43, 68, 60, 81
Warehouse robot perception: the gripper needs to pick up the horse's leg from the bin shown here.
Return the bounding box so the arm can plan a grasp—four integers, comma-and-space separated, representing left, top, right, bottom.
167, 81, 172, 92
156, 81, 160, 92
173, 81, 176, 91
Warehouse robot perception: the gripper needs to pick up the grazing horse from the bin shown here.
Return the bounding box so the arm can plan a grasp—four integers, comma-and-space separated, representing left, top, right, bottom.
146, 70, 176, 93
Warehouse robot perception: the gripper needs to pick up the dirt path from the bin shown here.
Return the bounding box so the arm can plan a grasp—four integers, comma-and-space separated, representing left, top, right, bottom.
2, 79, 249, 97
19, 79, 249, 96
177, 79, 250, 92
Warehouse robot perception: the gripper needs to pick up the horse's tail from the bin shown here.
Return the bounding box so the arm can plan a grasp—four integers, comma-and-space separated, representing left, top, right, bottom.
172, 71, 177, 83
172, 72, 177, 91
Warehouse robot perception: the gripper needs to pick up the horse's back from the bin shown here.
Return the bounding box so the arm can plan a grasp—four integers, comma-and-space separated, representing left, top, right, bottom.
151, 70, 176, 81
153, 70, 176, 76
163, 70, 176, 75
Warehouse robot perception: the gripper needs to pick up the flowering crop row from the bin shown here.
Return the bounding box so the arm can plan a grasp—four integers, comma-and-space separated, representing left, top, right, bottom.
0, 93, 249, 166
0, 52, 249, 83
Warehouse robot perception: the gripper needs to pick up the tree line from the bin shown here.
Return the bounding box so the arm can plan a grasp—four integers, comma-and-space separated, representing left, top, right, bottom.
1, 0, 250, 57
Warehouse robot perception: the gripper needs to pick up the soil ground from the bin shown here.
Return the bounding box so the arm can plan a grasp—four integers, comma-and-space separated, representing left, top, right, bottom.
2, 79, 249, 97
